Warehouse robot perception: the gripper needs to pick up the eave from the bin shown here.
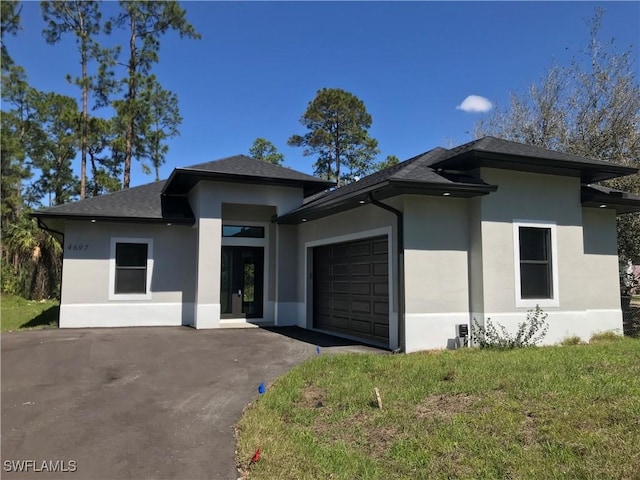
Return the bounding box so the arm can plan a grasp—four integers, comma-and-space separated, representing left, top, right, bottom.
276, 180, 497, 225
434, 151, 637, 183
162, 168, 334, 197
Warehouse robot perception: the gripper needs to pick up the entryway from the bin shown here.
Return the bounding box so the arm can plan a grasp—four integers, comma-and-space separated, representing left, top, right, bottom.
221, 246, 264, 318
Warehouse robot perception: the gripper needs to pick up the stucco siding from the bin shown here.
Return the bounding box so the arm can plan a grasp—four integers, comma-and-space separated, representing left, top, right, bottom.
478, 169, 584, 313
403, 195, 470, 352
581, 208, 621, 310
60, 220, 197, 327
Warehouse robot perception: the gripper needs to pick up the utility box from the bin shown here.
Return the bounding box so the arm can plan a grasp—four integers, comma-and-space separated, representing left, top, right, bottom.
456, 324, 469, 338
455, 324, 469, 348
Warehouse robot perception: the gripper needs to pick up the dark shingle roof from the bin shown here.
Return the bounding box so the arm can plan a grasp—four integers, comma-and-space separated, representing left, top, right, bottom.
277, 148, 498, 224
426, 136, 637, 182
163, 154, 333, 195
581, 184, 640, 214
32, 181, 194, 224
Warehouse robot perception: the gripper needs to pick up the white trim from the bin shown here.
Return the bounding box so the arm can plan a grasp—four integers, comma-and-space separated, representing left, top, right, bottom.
304, 226, 395, 349
512, 220, 559, 308
60, 302, 186, 328
108, 237, 154, 301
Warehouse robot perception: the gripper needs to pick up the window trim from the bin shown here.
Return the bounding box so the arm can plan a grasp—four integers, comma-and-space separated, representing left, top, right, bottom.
513, 221, 559, 308
109, 237, 153, 301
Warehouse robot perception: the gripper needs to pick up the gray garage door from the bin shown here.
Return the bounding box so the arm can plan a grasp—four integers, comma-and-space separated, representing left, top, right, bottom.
313, 236, 389, 344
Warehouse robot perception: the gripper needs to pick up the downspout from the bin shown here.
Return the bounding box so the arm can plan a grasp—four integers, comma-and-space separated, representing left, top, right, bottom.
368, 193, 405, 353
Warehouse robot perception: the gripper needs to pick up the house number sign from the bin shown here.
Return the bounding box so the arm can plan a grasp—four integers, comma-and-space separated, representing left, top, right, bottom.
67, 244, 90, 251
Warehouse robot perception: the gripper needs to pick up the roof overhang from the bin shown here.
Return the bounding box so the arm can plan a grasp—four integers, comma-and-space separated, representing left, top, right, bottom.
581, 185, 640, 214
433, 151, 638, 183
162, 168, 334, 196
276, 180, 497, 225
30, 212, 195, 226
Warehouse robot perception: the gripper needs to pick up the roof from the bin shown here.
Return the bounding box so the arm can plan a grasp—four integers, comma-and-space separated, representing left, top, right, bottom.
162, 154, 334, 196
277, 148, 498, 224
581, 184, 640, 214
32, 181, 194, 225
425, 136, 637, 183
277, 137, 639, 224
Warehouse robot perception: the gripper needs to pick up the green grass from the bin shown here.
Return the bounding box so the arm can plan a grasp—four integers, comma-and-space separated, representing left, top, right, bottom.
237, 338, 640, 479
1, 294, 59, 331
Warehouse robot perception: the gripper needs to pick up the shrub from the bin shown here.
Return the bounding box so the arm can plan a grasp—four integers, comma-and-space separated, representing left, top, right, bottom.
471, 305, 549, 349
589, 331, 623, 344
561, 336, 583, 346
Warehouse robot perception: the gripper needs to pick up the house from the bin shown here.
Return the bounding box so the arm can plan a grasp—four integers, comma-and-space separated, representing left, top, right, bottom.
33, 137, 640, 352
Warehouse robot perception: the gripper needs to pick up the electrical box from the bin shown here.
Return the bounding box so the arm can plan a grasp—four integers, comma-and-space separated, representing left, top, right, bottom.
456, 324, 469, 338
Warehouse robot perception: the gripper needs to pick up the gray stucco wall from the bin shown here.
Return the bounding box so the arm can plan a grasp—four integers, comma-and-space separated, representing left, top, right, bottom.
403, 195, 470, 314
476, 168, 584, 313
61, 220, 197, 306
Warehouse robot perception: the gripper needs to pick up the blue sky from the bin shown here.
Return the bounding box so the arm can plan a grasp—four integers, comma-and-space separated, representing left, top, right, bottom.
4, 1, 640, 188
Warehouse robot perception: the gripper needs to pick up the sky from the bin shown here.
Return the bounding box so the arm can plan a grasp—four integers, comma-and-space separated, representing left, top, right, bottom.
4, 1, 640, 189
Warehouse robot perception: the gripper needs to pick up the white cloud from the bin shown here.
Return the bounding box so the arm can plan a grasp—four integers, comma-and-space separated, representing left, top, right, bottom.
456, 95, 493, 113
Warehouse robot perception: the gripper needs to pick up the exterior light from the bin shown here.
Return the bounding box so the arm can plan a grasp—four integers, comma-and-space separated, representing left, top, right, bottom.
301, 218, 307, 222
599, 204, 607, 208
90, 219, 97, 223
166, 222, 172, 226
358, 200, 365, 204
443, 192, 451, 196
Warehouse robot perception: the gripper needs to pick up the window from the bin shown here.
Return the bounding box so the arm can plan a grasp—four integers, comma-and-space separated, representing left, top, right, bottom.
513, 222, 559, 308
110, 238, 153, 300
222, 225, 264, 238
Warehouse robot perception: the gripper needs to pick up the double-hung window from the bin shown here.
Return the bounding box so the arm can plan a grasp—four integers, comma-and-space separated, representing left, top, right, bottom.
110, 238, 153, 300
513, 222, 558, 307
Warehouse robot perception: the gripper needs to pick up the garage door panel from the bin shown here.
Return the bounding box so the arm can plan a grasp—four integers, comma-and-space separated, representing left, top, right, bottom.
313, 236, 389, 344
350, 281, 371, 295
350, 263, 372, 276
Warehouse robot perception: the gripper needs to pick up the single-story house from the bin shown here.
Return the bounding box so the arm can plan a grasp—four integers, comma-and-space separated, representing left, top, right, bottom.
33, 137, 640, 352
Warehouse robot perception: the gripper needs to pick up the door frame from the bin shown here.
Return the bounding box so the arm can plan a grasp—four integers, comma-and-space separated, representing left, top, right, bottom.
221, 221, 269, 322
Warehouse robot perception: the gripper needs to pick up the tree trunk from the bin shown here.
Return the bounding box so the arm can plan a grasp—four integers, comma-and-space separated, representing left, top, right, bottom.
123, 12, 137, 189
79, 7, 87, 199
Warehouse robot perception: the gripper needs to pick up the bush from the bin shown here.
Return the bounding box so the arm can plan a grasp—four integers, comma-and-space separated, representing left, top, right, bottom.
472, 305, 549, 349
589, 331, 623, 344
561, 336, 584, 346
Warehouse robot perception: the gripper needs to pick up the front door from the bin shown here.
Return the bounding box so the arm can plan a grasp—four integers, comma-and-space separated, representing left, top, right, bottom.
221, 246, 264, 318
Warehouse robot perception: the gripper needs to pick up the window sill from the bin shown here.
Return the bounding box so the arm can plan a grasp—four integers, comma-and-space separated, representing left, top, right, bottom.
108, 293, 152, 301
515, 298, 559, 309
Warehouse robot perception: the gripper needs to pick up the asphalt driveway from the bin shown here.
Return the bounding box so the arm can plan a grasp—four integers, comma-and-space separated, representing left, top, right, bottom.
1, 326, 382, 480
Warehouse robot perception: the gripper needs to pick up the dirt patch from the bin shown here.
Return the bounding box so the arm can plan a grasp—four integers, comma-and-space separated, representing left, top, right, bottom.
415, 393, 479, 419
297, 384, 327, 409
313, 410, 401, 458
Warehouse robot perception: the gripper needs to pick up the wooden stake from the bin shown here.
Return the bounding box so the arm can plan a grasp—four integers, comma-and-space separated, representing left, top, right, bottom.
374, 387, 383, 410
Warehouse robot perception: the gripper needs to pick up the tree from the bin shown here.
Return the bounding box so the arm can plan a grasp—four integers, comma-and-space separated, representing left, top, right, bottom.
375, 154, 400, 171
41, 0, 110, 200
476, 8, 640, 262
29, 91, 80, 206
1, 0, 21, 69
288, 88, 380, 186
107, 0, 200, 188
249, 138, 284, 165
142, 75, 181, 181
85, 116, 121, 196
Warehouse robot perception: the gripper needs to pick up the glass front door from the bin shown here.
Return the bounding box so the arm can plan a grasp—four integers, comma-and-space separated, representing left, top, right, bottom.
221, 246, 264, 318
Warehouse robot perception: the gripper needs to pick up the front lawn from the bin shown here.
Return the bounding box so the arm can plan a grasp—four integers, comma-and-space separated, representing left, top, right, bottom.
1, 294, 59, 331
237, 337, 640, 479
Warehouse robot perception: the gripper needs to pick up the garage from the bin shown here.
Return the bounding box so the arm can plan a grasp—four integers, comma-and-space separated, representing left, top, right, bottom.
313, 236, 389, 345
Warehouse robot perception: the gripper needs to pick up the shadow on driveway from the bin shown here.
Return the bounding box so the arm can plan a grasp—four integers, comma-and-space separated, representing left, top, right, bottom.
1, 326, 384, 480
